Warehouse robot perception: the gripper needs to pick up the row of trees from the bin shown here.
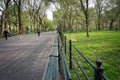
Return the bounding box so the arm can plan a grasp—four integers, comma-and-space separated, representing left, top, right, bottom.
0, 0, 120, 37
0, 0, 54, 36
52, 0, 120, 37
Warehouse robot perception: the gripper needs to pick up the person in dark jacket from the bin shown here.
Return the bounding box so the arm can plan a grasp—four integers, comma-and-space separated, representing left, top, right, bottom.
3, 29, 9, 40
37, 31, 40, 36
37, 29, 40, 36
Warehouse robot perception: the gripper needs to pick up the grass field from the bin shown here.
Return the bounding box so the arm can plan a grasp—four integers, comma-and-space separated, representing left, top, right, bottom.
64, 31, 120, 80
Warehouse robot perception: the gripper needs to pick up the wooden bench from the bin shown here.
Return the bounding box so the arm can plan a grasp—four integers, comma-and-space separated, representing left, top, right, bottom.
42, 37, 59, 80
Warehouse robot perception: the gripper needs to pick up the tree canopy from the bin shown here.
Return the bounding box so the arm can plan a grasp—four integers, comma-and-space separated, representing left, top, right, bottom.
53, 0, 120, 36
0, 0, 120, 36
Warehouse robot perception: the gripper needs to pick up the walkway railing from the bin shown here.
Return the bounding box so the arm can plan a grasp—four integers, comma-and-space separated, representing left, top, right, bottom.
59, 31, 109, 80
42, 31, 109, 80
69, 40, 109, 80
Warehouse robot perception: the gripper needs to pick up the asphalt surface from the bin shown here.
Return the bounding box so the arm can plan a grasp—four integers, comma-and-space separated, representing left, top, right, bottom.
0, 31, 56, 80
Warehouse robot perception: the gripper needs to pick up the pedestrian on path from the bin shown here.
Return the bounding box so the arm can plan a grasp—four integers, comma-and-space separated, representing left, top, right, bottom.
26, 26, 29, 34
37, 29, 40, 36
18, 28, 23, 39
3, 29, 9, 40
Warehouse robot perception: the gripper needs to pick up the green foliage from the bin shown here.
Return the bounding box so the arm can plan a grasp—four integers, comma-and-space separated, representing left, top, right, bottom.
44, 19, 55, 31
65, 31, 120, 80
21, 11, 30, 28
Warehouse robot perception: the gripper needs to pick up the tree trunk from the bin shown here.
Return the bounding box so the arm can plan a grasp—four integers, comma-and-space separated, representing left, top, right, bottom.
86, 16, 89, 37
119, 21, 120, 30
0, 12, 6, 35
115, 22, 118, 30
95, 21, 98, 30
109, 18, 114, 30
86, 0, 89, 37
106, 23, 108, 30
18, 0, 22, 30
68, 11, 72, 32
98, 13, 101, 30
96, 0, 102, 31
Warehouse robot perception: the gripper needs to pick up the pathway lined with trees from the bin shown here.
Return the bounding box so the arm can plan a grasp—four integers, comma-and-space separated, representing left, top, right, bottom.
0, 31, 56, 80
0, 0, 120, 79
0, 0, 120, 37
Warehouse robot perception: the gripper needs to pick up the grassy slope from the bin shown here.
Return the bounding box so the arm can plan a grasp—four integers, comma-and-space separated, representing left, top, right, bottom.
65, 31, 120, 80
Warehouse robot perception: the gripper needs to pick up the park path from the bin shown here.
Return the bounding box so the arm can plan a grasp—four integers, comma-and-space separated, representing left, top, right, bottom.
0, 31, 56, 80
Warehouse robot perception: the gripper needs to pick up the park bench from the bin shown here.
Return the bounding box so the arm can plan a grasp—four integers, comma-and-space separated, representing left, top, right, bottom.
42, 36, 59, 80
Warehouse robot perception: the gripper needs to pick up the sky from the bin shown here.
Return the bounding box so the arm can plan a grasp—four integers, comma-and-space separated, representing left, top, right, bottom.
0, 12, 1, 15
46, 3, 56, 20
46, 10, 53, 20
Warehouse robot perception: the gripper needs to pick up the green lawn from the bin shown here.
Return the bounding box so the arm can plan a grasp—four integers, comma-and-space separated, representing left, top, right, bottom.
64, 31, 120, 80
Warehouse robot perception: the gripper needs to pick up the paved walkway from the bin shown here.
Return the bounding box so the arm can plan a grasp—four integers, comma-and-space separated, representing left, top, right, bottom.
0, 31, 56, 80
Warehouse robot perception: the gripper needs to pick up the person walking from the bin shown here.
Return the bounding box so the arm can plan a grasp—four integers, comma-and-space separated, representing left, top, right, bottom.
19, 28, 23, 39
26, 26, 29, 34
37, 29, 40, 36
3, 29, 9, 40
37, 31, 40, 36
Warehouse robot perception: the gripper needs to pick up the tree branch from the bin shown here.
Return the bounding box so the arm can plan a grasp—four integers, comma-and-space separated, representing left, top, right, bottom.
79, 0, 86, 14
13, 0, 18, 6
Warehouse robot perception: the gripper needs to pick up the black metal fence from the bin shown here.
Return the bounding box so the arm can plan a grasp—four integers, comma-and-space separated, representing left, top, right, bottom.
59, 31, 109, 80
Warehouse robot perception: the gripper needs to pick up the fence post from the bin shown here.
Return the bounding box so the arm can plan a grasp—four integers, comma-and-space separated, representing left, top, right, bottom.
94, 59, 103, 80
58, 36, 61, 67
69, 40, 72, 70
65, 36, 66, 54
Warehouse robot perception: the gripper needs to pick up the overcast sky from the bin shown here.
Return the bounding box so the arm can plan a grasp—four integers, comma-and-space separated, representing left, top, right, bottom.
46, 3, 56, 20
46, 10, 53, 20
0, 12, 1, 15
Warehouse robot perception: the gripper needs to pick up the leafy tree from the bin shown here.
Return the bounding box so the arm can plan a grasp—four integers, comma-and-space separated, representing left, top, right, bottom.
94, 0, 107, 30
0, 0, 12, 35
78, 0, 89, 37
108, 0, 120, 30
25, 0, 50, 32
44, 18, 55, 31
